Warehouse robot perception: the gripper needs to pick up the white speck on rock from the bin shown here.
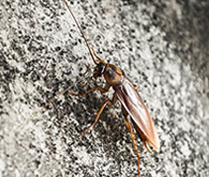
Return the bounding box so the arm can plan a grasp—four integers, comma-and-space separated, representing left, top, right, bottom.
180, 142, 191, 159
72, 146, 91, 166
0, 159, 5, 172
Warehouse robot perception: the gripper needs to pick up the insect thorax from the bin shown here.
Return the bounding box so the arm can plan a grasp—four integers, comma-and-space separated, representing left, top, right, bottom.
104, 64, 124, 86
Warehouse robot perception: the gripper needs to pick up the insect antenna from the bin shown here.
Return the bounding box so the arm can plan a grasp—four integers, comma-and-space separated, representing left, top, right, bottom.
61, 0, 98, 65
18, 77, 86, 129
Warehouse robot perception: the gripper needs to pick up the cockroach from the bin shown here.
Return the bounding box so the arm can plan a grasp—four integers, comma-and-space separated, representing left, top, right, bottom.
60, 0, 160, 176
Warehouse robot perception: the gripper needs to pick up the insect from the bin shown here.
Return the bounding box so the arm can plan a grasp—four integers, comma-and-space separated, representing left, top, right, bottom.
60, 0, 160, 176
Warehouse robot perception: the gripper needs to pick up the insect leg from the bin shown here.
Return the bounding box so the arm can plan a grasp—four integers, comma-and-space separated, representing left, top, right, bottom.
122, 106, 141, 177
81, 65, 95, 76
131, 119, 155, 156
133, 84, 138, 92
82, 92, 117, 135
68, 83, 110, 96
143, 141, 155, 156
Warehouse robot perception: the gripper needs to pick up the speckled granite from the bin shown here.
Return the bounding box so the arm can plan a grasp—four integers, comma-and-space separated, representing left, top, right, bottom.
0, 0, 209, 177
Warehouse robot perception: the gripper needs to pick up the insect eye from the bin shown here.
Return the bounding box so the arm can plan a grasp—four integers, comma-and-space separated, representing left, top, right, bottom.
97, 63, 105, 73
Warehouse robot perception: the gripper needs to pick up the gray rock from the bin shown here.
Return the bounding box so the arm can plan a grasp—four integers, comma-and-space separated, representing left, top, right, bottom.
0, 0, 208, 177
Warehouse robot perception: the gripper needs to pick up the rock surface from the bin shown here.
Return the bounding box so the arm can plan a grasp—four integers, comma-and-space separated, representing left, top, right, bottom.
0, 0, 209, 177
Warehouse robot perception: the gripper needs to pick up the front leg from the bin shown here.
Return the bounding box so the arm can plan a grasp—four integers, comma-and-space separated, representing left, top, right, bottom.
82, 92, 117, 135
68, 83, 110, 96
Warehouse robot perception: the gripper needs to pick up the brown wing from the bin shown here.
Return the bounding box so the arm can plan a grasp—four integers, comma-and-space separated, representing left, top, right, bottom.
114, 75, 160, 151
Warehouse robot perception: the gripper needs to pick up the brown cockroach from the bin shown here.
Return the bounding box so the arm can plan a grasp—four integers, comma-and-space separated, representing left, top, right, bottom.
60, 0, 160, 176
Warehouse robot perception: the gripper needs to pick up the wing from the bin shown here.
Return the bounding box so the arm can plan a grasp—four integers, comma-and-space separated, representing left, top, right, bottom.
114, 75, 160, 151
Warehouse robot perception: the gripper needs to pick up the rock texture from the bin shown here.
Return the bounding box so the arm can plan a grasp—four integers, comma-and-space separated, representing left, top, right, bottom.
0, 0, 209, 177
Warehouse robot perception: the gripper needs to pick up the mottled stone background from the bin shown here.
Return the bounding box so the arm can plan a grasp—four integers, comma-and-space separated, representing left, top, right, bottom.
0, 0, 209, 177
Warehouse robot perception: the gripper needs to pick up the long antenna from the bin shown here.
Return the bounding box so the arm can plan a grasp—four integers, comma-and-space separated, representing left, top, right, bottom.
18, 77, 86, 129
61, 0, 98, 65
